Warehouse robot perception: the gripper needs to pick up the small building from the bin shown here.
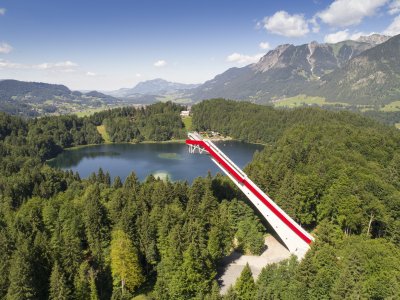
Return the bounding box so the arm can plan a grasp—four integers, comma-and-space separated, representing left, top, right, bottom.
180, 110, 190, 117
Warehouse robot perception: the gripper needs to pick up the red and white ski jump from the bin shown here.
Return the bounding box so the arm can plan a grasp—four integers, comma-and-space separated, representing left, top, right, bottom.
186, 132, 313, 259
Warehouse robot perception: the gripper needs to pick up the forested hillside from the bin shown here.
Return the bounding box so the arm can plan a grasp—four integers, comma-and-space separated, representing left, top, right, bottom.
0, 99, 399, 299
0, 108, 266, 299
90, 102, 186, 142
192, 99, 400, 298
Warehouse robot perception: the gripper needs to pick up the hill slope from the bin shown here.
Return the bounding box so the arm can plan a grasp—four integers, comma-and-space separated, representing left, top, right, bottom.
317, 34, 400, 104
190, 40, 376, 103
0, 80, 119, 116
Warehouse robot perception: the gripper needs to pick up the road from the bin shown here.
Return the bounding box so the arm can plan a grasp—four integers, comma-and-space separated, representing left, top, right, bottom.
217, 235, 291, 294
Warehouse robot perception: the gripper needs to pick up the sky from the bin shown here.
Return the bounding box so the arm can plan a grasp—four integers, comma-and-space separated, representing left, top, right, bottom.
1, 0, 400, 91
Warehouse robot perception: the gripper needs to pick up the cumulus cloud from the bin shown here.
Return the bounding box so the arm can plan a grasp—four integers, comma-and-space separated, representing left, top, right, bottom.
259, 42, 271, 50
324, 29, 351, 43
0, 8, 5, 15
135, 73, 142, 77
383, 15, 400, 35
316, 0, 388, 27
86, 71, 96, 76
324, 29, 370, 43
226, 52, 264, 65
263, 11, 309, 37
389, 0, 400, 15
309, 17, 320, 33
0, 42, 12, 54
35, 60, 78, 70
154, 60, 166, 67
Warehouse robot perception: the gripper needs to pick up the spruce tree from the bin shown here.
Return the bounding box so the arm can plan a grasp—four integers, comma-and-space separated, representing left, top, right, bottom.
208, 281, 222, 300
83, 184, 109, 262
112, 176, 123, 189
49, 262, 71, 300
234, 264, 256, 300
6, 242, 36, 300
110, 229, 144, 294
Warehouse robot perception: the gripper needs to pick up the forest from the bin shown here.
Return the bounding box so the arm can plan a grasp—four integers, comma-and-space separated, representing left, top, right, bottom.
90, 102, 187, 142
0, 99, 399, 299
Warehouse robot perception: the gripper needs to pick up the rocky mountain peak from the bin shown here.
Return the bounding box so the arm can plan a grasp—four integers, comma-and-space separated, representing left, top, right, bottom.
356, 33, 391, 45
253, 44, 294, 72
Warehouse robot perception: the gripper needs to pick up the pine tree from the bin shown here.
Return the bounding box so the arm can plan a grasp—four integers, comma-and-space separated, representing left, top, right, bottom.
49, 262, 71, 300
104, 172, 111, 186
110, 229, 144, 294
97, 168, 105, 184
123, 172, 140, 192
74, 261, 90, 300
234, 264, 256, 300
208, 281, 222, 300
83, 184, 109, 262
112, 176, 123, 189
224, 286, 238, 300
6, 242, 36, 300
89, 269, 99, 300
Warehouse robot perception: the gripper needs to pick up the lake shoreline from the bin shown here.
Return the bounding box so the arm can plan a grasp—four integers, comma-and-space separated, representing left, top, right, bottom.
46, 136, 264, 162
46, 141, 264, 183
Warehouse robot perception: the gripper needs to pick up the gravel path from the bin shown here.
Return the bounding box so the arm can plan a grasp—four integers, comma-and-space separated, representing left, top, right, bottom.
217, 235, 291, 294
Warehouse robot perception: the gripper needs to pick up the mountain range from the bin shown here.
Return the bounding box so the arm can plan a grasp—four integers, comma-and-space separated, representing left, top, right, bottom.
1, 33, 400, 116
189, 34, 397, 105
106, 78, 200, 98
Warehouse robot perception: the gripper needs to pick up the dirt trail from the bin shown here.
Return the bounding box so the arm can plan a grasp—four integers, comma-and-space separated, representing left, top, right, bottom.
218, 235, 291, 294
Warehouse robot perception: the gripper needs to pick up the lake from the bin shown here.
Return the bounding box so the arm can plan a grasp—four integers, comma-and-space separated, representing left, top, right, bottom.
47, 141, 264, 182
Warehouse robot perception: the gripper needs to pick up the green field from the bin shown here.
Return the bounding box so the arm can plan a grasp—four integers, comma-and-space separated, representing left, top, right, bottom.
396, 123, 400, 129
156, 93, 192, 104
273, 95, 348, 108
380, 100, 400, 112
182, 116, 193, 131
74, 106, 111, 117
97, 125, 111, 143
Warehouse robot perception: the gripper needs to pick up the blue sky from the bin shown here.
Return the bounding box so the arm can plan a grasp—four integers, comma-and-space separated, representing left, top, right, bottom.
0, 0, 400, 90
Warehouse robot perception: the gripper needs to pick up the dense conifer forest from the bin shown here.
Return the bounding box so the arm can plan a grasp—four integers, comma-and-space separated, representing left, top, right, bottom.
0, 99, 399, 299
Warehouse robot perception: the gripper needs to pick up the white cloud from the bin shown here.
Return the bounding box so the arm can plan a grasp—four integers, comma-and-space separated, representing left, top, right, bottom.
316, 0, 388, 27
324, 29, 370, 43
35, 60, 78, 70
86, 71, 96, 76
226, 52, 264, 65
349, 31, 370, 40
389, 0, 400, 14
259, 42, 270, 50
0, 59, 79, 72
135, 73, 142, 77
383, 15, 400, 35
263, 11, 309, 37
0, 8, 5, 16
324, 29, 350, 43
154, 60, 166, 67
0, 59, 24, 69
309, 17, 320, 33
0, 42, 12, 54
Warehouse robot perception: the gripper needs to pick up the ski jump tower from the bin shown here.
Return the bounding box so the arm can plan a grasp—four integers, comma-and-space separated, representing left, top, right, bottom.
186, 132, 313, 259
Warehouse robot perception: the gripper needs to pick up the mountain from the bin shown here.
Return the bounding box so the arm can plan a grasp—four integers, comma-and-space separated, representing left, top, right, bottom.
317, 34, 400, 104
356, 33, 391, 45
106, 78, 200, 98
190, 39, 376, 103
0, 80, 119, 116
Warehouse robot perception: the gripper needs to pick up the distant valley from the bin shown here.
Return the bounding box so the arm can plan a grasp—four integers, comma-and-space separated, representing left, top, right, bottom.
0, 80, 121, 117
